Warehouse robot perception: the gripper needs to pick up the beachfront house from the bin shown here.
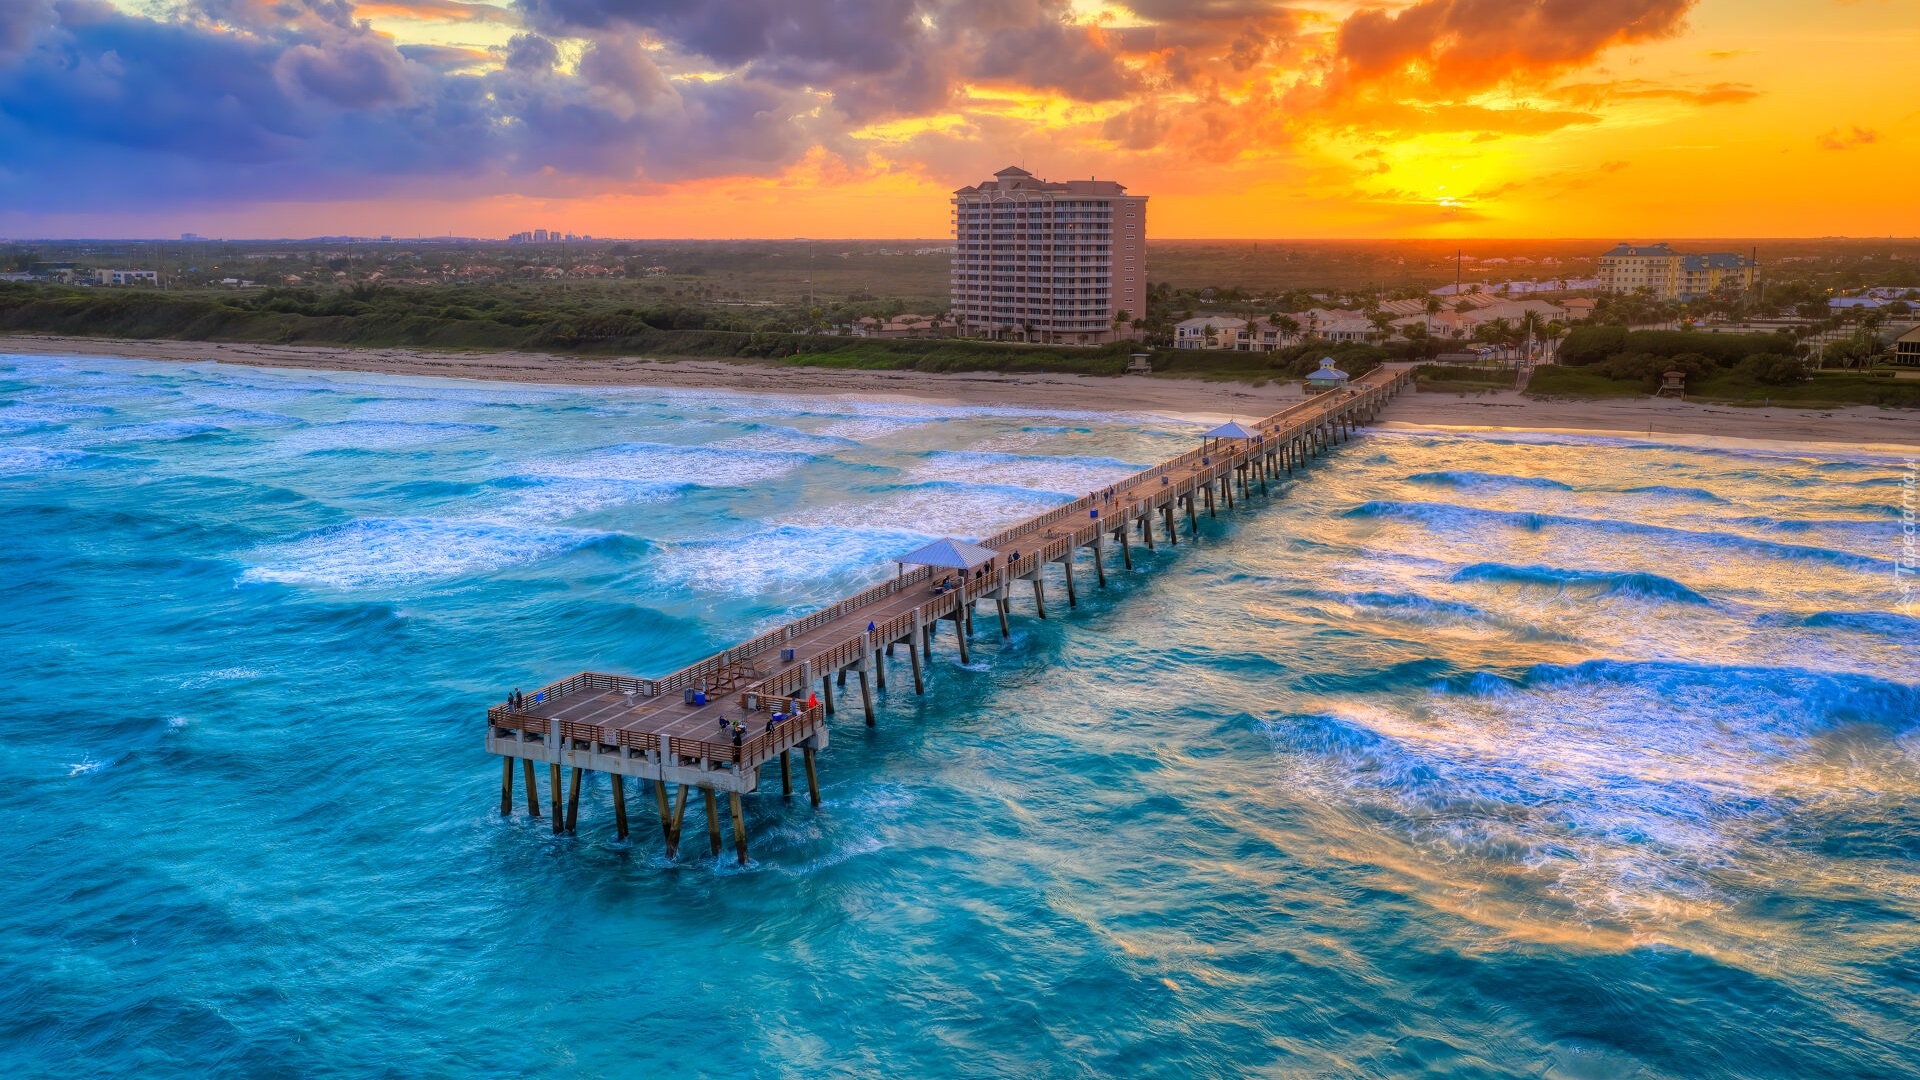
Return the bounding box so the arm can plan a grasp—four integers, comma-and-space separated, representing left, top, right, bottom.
1174, 316, 1247, 350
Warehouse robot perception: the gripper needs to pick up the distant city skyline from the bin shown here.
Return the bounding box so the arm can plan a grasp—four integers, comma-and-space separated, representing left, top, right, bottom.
0, 0, 1911, 240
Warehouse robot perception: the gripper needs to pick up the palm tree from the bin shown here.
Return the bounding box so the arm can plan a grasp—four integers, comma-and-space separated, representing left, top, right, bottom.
1367, 311, 1395, 341
1425, 296, 1443, 336
1112, 309, 1132, 340
1543, 321, 1566, 362
1276, 315, 1301, 345
1483, 317, 1514, 359
1518, 310, 1545, 360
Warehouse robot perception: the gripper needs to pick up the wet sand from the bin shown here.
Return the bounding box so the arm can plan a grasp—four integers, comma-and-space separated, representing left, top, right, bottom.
4, 334, 1916, 448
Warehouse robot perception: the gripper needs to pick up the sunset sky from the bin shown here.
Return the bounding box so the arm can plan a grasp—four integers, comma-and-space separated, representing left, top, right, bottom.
1, 0, 1913, 239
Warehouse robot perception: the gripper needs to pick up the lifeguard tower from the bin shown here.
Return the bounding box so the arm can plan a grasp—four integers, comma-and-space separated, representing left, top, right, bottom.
1657, 370, 1686, 399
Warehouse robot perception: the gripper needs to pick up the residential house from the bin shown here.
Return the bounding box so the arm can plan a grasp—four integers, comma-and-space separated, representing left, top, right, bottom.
1896, 325, 1920, 367
1173, 316, 1246, 350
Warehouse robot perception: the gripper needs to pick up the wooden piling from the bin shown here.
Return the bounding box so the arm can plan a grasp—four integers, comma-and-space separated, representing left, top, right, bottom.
655, 777, 674, 853
611, 773, 628, 840
729, 792, 748, 867
480, 369, 1411, 869
803, 745, 821, 807
669, 783, 690, 859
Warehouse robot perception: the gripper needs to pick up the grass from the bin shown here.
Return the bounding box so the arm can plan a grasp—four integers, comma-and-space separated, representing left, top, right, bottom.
1523, 366, 1648, 399
1415, 363, 1517, 390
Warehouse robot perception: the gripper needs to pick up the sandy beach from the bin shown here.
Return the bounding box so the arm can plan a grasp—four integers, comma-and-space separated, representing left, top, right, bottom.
5, 334, 1918, 448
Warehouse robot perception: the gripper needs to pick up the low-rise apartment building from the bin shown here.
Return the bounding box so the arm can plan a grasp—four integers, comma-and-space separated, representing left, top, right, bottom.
95, 269, 159, 286
1598, 243, 1753, 301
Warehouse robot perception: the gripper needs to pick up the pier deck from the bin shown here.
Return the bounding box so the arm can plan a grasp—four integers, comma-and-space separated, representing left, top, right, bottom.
486, 365, 1412, 863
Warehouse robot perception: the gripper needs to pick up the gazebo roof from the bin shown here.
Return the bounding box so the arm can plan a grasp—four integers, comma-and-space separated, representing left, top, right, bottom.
1204, 421, 1259, 440
1307, 358, 1350, 381
897, 537, 998, 570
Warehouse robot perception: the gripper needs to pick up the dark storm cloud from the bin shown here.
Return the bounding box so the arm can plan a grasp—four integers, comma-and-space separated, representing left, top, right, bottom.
515, 0, 1138, 105
0, 0, 831, 207
0, 0, 1145, 209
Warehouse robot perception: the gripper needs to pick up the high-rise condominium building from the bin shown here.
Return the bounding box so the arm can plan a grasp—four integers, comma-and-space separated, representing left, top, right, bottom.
951, 166, 1146, 344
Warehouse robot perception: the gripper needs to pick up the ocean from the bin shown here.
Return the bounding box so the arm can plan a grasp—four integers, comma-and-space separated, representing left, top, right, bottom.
2, 352, 1916, 1078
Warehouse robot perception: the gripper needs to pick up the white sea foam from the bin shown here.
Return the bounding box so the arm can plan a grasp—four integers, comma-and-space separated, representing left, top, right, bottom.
0, 402, 115, 422
239, 517, 608, 589
346, 397, 493, 424
710, 427, 863, 455
650, 524, 922, 597
277, 419, 497, 452
908, 450, 1143, 496
810, 416, 938, 442
0, 446, 96, 474
776, 484, 1066, 539
94, 420, 230, 443
1271, 659, 1917, 925
488, 476, 687, 520
528, 441, 810, 490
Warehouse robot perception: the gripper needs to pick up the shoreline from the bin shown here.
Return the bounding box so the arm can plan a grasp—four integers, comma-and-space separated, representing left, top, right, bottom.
4, 334, 1918, 447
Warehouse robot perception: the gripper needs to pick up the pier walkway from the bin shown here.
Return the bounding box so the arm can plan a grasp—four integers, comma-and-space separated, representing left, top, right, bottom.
486, 365, 1413, 863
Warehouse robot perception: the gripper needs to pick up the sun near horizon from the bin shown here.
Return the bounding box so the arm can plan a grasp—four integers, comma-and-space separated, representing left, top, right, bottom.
0, 1, 1913, 240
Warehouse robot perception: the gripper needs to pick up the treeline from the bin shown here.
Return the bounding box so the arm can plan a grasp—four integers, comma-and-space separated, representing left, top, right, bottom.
0, 283, 1143, 374
1556, 325, 1808, 390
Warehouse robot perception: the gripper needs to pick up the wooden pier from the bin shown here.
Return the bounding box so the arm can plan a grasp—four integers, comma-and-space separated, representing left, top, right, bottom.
486, 365, 1412, 863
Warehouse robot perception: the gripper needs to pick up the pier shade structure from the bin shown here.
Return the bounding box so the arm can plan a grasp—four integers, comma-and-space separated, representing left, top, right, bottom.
486, 366, 1412, 864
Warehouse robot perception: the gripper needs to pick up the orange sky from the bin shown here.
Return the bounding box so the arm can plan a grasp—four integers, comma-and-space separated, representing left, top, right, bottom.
6, 0, 1916, 239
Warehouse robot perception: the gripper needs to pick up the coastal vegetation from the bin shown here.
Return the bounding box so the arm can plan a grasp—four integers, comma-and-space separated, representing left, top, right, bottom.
0, 282, 1423, 378
1535, 325, 1920, 406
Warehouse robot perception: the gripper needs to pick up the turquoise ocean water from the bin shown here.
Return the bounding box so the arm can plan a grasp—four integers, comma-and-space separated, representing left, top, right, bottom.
2, 352, 1917, 1078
